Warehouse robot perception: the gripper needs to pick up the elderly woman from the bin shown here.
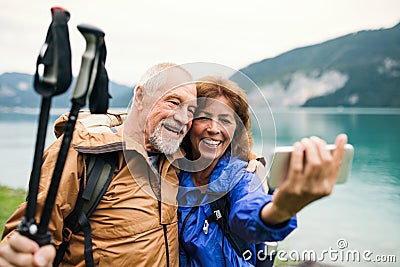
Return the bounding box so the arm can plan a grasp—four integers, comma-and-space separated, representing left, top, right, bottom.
177, 76, 348, 267
177, 77, 295, 267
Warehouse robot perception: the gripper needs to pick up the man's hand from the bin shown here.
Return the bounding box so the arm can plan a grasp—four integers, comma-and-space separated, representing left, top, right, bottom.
261, 134, 348, 225
0, 232, 55, 267
245, 159, 259, 173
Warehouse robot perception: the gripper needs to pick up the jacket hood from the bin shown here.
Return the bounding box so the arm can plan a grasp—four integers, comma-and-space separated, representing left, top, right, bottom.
53, 110, 127, 154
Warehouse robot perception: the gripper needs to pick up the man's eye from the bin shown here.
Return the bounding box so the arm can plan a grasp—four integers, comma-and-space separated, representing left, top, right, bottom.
169, 100, 179, 106
188, 108, 195, 115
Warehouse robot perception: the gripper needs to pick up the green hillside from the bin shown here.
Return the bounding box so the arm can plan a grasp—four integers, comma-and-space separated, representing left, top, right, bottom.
232, 23, 400, 107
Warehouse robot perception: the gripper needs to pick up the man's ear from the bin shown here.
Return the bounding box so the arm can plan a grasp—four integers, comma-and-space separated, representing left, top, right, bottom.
134, 85, 145, 111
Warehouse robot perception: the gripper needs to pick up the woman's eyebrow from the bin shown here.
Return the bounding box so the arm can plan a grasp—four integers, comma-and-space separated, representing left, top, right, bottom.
197, 110, 211, 115
218, 113, 234, 118
197, 111, 234, 119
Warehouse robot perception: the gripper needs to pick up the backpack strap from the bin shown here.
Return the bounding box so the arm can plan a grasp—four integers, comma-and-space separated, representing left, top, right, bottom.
206, 195, 276, 267
206, 195, 253, 263
53, 152, 118, 267
82, 153, 117, 216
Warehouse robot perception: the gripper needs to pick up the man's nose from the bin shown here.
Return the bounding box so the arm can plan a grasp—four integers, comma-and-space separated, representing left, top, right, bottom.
173, 105, 190, 125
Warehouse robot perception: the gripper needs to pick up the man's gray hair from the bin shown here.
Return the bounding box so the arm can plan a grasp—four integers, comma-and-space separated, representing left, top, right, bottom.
137, 63, 191, 96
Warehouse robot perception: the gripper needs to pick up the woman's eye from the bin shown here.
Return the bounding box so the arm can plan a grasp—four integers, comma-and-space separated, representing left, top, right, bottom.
196, 116, 210, 121
220, 119, 232, 125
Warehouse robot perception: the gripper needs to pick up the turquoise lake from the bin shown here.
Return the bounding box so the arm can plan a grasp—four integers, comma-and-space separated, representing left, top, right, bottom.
0, 108, 399, 266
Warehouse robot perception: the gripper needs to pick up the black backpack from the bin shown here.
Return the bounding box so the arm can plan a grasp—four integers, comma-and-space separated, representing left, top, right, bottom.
206, 194, 278, 267
53, 152, 118, 267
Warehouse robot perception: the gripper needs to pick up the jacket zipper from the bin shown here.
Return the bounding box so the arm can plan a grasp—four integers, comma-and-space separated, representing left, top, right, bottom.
158, 199, 170, 267
163, 222, 170, 267
148, 164, 169, 266
179, 205, 199, 267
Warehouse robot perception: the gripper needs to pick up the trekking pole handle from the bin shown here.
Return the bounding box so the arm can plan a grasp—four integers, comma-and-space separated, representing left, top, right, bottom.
18, 7, 72, 247
35, 24, 106, 240
72, 24, 105, 107
37, 7, 70, 86
35, 7, 72, 97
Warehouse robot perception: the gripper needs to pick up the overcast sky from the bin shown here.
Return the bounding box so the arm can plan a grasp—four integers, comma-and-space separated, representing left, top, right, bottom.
1, 0, 399, 87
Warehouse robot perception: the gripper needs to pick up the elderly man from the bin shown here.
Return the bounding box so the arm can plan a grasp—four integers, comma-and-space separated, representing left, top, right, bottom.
0, 63, 197, 267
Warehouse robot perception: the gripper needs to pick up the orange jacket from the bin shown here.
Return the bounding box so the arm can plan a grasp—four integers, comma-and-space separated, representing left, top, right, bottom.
2, 111, 180, 267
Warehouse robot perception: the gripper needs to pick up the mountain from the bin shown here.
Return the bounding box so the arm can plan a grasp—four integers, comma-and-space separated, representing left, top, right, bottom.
0, 72, 132, 109
231, 23, 400, 107
2, 23, 400, 109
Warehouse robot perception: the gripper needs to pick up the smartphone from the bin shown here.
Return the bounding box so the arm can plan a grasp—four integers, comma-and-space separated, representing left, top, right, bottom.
267, 144, 354, 188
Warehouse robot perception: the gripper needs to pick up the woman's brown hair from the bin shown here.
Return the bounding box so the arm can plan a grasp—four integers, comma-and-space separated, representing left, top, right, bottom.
190, 76, 253, 161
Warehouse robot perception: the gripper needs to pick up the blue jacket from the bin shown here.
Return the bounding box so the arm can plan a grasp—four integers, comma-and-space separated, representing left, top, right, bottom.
177, 153, 297, 266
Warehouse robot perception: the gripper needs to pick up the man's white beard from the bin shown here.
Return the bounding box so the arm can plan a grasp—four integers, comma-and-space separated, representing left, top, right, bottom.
149, 119, 186, 155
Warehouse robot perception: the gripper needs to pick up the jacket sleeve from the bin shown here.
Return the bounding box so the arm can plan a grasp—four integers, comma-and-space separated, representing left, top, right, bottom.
228, 167, 297, 243
1, 136, 84, 247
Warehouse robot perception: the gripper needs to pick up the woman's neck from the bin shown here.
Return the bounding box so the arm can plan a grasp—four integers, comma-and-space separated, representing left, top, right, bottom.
191, 159, 219, 188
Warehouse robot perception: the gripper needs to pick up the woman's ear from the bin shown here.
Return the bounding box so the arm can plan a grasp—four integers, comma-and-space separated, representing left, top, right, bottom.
134, 85, 145, 110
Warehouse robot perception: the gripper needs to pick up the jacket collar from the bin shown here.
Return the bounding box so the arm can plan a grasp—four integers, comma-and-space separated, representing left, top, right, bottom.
177, 153, 248, 206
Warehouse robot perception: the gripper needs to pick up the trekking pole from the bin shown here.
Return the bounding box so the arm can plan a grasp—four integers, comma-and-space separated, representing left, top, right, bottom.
36, 24, 108, 244
18, 7, 72, 245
